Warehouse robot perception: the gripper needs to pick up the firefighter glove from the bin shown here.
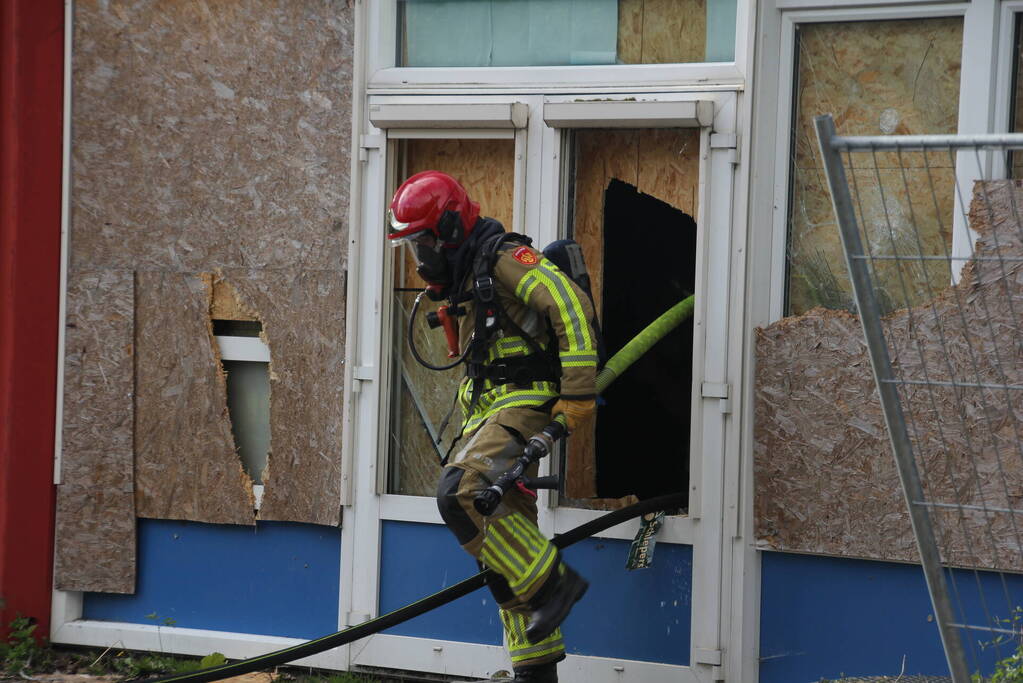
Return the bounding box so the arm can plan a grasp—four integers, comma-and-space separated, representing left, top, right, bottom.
552, 398, 596, 434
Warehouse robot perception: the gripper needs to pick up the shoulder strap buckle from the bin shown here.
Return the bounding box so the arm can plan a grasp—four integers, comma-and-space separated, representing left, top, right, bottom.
475, 275, 496, 303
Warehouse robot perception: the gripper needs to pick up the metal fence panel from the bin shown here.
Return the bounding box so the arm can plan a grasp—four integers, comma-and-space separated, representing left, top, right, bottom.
815, 114, 1023, 683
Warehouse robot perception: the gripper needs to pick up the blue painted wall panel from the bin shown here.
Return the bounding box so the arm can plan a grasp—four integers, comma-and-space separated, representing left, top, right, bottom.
379, 521, 692, 665
760, 551, 1023, 683
378, 521, 504, 645
560, 537, 692, 665
84, 519, 341, 640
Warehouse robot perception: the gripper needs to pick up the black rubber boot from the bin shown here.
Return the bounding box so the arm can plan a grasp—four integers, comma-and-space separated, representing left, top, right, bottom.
525, 563, 588, 643
513, 661, 558, 682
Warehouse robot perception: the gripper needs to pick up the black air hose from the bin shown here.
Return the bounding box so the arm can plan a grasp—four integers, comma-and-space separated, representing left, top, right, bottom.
140, 491, 686, 683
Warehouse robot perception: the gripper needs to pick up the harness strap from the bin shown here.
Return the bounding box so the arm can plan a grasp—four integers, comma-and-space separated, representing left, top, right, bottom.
466, 352, 560, 386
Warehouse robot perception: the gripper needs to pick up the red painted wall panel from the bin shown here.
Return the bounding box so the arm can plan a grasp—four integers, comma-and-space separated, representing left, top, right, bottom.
0, 0, 64, 639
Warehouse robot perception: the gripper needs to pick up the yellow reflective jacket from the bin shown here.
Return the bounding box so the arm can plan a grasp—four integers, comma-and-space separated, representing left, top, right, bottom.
455, 238, 598, 435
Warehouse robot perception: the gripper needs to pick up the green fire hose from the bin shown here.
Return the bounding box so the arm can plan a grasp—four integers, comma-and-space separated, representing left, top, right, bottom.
141, 296, 695, 683
598, 295, 695, 394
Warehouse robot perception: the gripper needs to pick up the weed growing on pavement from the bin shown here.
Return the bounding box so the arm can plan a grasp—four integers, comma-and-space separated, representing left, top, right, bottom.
1, 615, 52, 675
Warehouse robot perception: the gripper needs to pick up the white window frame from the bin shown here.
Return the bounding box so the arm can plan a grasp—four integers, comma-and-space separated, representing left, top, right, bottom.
754, 1, 1002, 322
995, 2, 1023, 139
365, 0, 754, 94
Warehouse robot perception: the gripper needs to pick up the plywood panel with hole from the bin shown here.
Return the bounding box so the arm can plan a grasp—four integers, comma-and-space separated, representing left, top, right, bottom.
60, 0, 354, 590
224, 269, 346, 526
567, 128, 699, 499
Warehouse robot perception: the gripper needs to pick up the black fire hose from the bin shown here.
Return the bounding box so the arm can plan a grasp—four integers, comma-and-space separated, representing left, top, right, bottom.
139, 491, 686, 683
142, 296, 696, 683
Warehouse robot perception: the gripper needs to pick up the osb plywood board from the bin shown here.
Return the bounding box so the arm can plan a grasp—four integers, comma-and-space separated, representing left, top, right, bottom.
572, 128, 700, 315
788, 17, 963, 315
55, 271, 136, 593
755, 181, 1023, 572
617, 0, 706, 64
134, 272, 254, 525
397, 138, 515, 290
212, 278, 259, 321
224, 270, 346, 526
567, 128, 699, 499
71, 0, 352, 273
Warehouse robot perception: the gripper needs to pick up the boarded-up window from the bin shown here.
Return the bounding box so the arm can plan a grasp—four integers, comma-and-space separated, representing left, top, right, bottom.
787, 18, 963, 316
562, 128, 699, 508
387, 139, 516, 496
398, 0, 737, 66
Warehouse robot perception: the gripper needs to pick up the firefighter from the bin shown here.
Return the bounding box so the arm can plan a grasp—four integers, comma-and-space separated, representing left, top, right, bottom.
388, 171, 597, 682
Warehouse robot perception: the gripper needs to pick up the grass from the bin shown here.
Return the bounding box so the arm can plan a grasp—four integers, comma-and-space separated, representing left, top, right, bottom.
0, 616, 398, 683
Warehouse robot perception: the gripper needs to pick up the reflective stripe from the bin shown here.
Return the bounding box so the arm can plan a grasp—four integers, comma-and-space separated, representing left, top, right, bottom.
537, 260, 593, 350
510, 643, 566, 663
482, 527, 527, 576
511, 542, 556, 595
461, 384, 559, 433
510, 637, 566, 660
500, 516, 542, 555
506, 514, 548, 553
514, 270, 539, 300
559, 350, 598, 364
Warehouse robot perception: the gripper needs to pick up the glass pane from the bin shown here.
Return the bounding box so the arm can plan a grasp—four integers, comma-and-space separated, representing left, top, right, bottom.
397, 0, 736, 67
787, 17, 963, 316
222, 360, 271, 484
387, 138, 515, 496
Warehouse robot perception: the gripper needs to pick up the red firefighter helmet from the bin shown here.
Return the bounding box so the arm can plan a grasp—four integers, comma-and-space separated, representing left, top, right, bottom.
388, 170, 481, 245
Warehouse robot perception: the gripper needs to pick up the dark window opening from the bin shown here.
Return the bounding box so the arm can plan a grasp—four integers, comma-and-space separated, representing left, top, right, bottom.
594, 178, 695, 504
213, 319, 263, 337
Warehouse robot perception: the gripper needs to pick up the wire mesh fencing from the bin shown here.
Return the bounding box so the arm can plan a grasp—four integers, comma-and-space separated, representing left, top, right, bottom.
815, 114, 1023, 683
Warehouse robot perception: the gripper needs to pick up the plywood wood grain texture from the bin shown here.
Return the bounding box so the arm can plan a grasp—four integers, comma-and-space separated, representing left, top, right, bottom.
788, 17, 962, 315
225, 270, 346, 526
70, 0, 352, 273
755, 181, 1023, 572
567, 128, 699, 499
55, 271, 136, 593
211, 278, 259, 322
134, 272, 255, 526
616, 0, 706, 64
61, 0, 353, 588
405, 138, 516, 227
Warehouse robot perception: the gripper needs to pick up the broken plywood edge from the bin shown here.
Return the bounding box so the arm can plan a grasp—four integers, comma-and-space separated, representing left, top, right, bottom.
202, 273, 258, 512
223, 269, 345, 527
753, 180, 1023, 571
134, 272, 254, 525
210, 271, 261, 322
203, 272, 273, 513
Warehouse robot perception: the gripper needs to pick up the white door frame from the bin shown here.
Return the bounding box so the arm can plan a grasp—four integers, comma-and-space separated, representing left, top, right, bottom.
343, 90, 746, 683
